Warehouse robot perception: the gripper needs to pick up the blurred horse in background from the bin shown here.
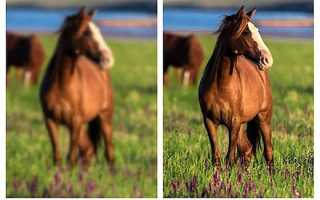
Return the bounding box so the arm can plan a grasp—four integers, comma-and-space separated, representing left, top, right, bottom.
40, 7, 115, 169
164, 32, 204, 86
199, 6, 273, 169
6, 32, 46, 86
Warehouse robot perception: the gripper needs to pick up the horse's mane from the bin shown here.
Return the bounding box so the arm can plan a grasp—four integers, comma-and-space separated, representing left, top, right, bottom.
44, 17, 78, 82
201, 14, 250, 84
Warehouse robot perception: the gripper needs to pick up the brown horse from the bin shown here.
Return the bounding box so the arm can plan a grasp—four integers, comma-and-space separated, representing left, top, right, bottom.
40, 7, 115, 168
164, 32, 204, 86
6, 32, 46, 86
198, 6, 273, 168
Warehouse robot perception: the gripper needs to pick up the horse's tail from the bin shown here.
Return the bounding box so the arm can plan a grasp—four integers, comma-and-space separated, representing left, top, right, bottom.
87, 117, 101, 153
247, 119, 261, 155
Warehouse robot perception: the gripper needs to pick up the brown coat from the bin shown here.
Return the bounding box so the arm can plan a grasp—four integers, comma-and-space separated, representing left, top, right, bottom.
164, 32, 204, 85
6, 32, 45, 85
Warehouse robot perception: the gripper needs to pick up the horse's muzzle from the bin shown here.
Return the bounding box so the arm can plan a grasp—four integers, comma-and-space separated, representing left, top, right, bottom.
258, 50, 273, 70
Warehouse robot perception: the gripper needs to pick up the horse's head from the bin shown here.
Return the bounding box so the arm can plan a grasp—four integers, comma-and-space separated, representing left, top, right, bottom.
59, 7, 114, 69
218, 6, 273, 70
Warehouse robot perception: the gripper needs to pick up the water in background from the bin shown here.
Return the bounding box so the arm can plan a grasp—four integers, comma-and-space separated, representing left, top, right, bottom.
7, 7, 156, 38
164, 8, 313, 38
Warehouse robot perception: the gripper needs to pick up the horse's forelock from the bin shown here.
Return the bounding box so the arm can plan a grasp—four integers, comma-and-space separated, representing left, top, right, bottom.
232, 15, 250, 39
217, 14, 249, 40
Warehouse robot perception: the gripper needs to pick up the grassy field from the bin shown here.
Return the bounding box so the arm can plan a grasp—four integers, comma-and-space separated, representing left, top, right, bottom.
6, 35, 157, 197
164, 35, 313, 197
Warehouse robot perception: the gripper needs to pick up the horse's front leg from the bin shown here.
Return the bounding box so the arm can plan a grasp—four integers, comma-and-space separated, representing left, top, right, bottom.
44, 117, 61, 165
203, 116, 221, 166
226, 120, 241, 166
68, 123, 83, 166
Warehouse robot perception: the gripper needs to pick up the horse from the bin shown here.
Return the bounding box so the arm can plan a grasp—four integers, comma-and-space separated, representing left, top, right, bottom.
164, 32, 204, 86
198, 6, 274, 169
40, 7, 115, 168
6, 32, 46, 86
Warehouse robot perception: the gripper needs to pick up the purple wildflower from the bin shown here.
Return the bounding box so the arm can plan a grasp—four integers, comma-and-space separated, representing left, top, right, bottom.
86, 180, 96, 194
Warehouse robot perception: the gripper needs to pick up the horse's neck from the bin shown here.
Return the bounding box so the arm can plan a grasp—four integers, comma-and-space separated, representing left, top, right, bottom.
201, 38, 233, 85
48, 44, 76, 85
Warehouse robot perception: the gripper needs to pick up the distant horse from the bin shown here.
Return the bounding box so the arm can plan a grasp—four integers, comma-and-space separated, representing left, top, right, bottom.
40, 7, 115, 168
164, 32, 204, 86
198, 6, 273, 168
6, 32, 46, 86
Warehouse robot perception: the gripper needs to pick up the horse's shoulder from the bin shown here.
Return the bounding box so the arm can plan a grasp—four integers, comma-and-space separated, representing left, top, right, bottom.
235, 55, 258, 72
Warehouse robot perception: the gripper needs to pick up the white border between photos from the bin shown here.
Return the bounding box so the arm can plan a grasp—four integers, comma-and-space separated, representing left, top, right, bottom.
1, 0, 6, 198
1, 0, 318, 199
157, 0, 164, 198
314, 0, 319, 199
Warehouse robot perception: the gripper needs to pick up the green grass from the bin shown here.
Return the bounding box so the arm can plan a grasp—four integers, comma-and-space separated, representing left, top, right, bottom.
164, 35, 313, 197
6, 35, 157, 197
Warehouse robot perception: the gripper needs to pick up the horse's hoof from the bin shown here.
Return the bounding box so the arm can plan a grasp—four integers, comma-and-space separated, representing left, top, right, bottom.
267, 162, 275, 176
109, 164, 117, 175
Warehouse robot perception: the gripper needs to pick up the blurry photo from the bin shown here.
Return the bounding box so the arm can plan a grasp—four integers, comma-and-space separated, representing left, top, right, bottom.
6, 0, 157, 197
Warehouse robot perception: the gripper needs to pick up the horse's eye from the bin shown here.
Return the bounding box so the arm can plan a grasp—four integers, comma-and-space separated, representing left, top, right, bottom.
243, 29, 250, 35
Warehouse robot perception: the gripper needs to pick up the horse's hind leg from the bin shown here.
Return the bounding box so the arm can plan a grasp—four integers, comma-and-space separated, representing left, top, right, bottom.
163, 64, 169, 85
238, 124, 253, 163
44, 117, 61, 165
181, 68, 191, 86
6, 64, 10, 85
28, 67, 40, 85
203, 116, 221, 165
23, 69, 32, 86
99, 111, 115, 166
258, 111, 273, 168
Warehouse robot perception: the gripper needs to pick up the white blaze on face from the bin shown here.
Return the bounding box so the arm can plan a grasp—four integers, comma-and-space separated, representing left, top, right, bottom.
88, 22, 114, 69
248, 22, 273, 69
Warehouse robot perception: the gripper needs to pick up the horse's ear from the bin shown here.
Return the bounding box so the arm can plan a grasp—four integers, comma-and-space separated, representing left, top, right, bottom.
236, 6, 245, 17
79, 6, 86, 17
247, 8, 256, 19
88, 9, 96, 18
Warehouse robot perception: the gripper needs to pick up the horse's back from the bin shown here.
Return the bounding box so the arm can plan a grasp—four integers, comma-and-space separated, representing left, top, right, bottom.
164, 32, 203, 68
6, 32, 31, 66
29, 34, 45, 68
6, 32, 45, 69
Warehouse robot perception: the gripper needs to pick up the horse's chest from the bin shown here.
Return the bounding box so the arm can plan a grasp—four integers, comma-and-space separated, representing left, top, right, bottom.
45, 90, 76, 124
201, 85, 242, 124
